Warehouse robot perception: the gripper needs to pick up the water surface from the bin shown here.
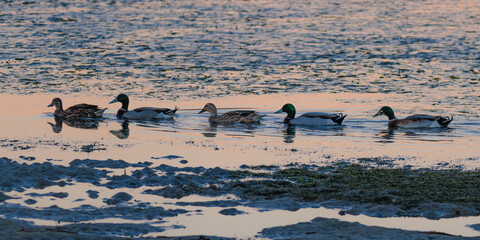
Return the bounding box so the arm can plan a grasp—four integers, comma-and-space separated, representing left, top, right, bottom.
1, 0, 480, 238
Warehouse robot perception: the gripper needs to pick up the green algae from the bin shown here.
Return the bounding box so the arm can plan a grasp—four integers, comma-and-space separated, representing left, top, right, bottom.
149, 162, 480, 214
140, 161, 478, 210
235, 163, 480, 210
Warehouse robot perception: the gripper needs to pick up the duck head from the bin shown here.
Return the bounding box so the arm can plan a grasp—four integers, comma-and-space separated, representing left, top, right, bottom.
373, 106, 396, 120
199, 103, 217, 117
48, 98, 63, 111
275, 103, 296, 119
109, 94, 129, 110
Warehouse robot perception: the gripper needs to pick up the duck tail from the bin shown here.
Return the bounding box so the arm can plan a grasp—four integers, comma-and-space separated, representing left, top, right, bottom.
332, 113, 347, 125
253, 114, 266, 123
438, 116, 453, 127
95, 108, 108, 117
165, 106, 179, 116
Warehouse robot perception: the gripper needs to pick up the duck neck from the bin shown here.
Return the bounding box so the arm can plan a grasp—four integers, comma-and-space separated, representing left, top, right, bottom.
387, 114, 396, 120
120, 100, 129, 111
285, 108, 295, 120
57, 101, 64, 111
208, 107, 217, 117
384, 109, 396, 120
117, 109, 127, 118
55, 102, 64, 115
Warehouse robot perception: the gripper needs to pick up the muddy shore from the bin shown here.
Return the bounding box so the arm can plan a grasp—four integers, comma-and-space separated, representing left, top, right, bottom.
2, 157, 480, 238
2, 216, 478, 240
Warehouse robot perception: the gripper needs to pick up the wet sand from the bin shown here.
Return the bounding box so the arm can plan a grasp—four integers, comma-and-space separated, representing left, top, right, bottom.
2, 155, 480, 238
3, 216, 477, 240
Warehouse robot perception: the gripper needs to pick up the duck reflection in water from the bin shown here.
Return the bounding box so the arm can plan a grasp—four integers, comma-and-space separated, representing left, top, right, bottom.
376, 129, 396, 143
283, 125, 296, 143
202, 122, 218, 138
47, 115, 101, 133
110, 121, 130, 139
376, 127, 453, 144
201, 122, 260, 138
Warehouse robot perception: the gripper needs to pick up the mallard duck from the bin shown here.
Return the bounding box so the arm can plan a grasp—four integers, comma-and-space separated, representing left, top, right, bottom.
47, 98, 106, 118
275, 103, 346, 126
199, 103, 264, 124
373, 106, 453, 128
109, 94, 178, 119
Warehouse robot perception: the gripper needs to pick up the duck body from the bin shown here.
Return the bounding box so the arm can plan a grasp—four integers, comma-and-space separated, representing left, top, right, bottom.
199, 103, 264, 124
275, 103, 346, 126
48, 98, 106, 119
373, 106, 453, 128
118, 107, 178, 120
110, 94, 178, 120
289, 112, 347, 126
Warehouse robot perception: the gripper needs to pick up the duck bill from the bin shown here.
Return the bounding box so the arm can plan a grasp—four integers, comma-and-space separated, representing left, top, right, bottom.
373, 111, 382, 117
47, 103, 53, 107
109, 98, 118, 104
274, 109, 283, 114
198, 109, 206, 114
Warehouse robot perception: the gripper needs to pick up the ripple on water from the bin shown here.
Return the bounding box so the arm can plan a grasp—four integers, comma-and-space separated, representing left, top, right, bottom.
1, 0, 480, 238
0, 0, 479, 111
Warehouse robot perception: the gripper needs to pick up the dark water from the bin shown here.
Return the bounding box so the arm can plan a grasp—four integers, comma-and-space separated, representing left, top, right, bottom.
1, 0, 479, 109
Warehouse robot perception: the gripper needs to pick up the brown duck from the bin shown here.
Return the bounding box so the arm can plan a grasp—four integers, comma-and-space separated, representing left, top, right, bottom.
48, 98, 106, 119
199, 103, 264, 124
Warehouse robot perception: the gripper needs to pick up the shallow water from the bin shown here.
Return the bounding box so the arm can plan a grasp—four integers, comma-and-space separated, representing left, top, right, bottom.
2, 93, 480, 169
2, 92, 480, 237
1, 0, 480, 238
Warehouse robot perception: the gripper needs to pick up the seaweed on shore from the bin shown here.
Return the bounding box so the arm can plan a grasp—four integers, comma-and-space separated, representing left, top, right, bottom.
146, 162, 480, 215
255, 163, 480, 209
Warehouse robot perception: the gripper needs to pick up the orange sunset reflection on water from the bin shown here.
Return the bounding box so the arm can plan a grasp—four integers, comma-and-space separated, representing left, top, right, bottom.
1, 0, 480, 238
1, 92, 479, 170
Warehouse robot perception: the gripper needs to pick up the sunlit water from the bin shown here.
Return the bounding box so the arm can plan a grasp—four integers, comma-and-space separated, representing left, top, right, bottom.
1, 0, 480, 238
2, 93, 480, 237
2, 93, 480, 169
